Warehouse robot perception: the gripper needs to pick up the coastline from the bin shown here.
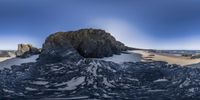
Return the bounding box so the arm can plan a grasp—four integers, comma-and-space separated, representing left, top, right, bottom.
0, 57, 14, 62
132, 50, 200, 66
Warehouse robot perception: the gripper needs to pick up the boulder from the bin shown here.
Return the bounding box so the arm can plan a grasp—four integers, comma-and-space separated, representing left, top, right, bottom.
15, 44, 40, 58
39, 28, 127, 63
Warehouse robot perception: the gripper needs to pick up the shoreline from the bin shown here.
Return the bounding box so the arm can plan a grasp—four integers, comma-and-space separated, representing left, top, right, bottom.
132, 50, 200, 66
0, 57, 14, 62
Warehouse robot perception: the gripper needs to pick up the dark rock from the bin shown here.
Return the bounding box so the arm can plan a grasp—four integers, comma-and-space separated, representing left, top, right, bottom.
15, 44, 40, 58
1, 60, 200, 99
40, 29, 127, 61
39, 36, 83, 63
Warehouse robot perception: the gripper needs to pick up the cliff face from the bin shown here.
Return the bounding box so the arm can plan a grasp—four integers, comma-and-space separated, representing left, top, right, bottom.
39, 29, 127, 63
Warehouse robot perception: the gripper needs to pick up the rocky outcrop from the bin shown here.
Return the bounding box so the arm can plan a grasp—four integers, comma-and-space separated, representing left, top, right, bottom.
15, 44, 40, 58
39, 29, 127, 63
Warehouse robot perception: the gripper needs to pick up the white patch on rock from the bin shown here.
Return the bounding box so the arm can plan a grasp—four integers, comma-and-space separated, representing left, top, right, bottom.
51, 66, 64, 71
44, 96, 89, 100
189, 88, 195, 93
32, 81, 49, 85
3, 89, 14, 93
103, 77, 114, 87
25, 87, 38, 91
148, 89, 166, 92
88, 61, 99, 76
127, 78, 139, 81
76, 59, 84, 65
57, 76, 85, 91
153, 78, 168, 83
179, 78, 191, 88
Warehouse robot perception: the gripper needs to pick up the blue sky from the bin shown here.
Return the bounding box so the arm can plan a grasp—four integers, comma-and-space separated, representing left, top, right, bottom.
1, 0, 200, 50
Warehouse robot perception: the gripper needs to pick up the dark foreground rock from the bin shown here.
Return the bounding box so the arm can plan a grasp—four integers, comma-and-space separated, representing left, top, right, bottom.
40, 29, 127, 61
1, 60, 200, 99
15, 44, 40, 58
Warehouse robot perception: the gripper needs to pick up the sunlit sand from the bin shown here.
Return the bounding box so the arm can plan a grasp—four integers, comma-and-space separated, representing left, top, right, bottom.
0, 57, 13, 62
132, 50, 200, 66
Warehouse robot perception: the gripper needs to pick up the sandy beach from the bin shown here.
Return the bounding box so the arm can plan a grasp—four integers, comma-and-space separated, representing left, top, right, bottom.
132, 50, 200, 66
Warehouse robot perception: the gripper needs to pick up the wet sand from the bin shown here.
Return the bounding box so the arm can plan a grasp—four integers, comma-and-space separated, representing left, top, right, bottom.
132, 50, 200, 66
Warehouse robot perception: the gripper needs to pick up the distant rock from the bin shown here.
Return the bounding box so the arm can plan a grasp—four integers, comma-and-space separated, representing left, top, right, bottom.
15, 44, 40, 58
39, 28, 127, 63
191, 54, 200, 59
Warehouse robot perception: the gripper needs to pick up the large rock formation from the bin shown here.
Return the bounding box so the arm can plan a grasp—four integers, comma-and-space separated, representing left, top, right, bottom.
1, 28, 200, 99
39, 29, 127, 63
15, 44, 40, 58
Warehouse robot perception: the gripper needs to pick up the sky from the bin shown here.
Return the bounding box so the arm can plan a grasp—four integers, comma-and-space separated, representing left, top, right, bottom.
1, 0, 200, 50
